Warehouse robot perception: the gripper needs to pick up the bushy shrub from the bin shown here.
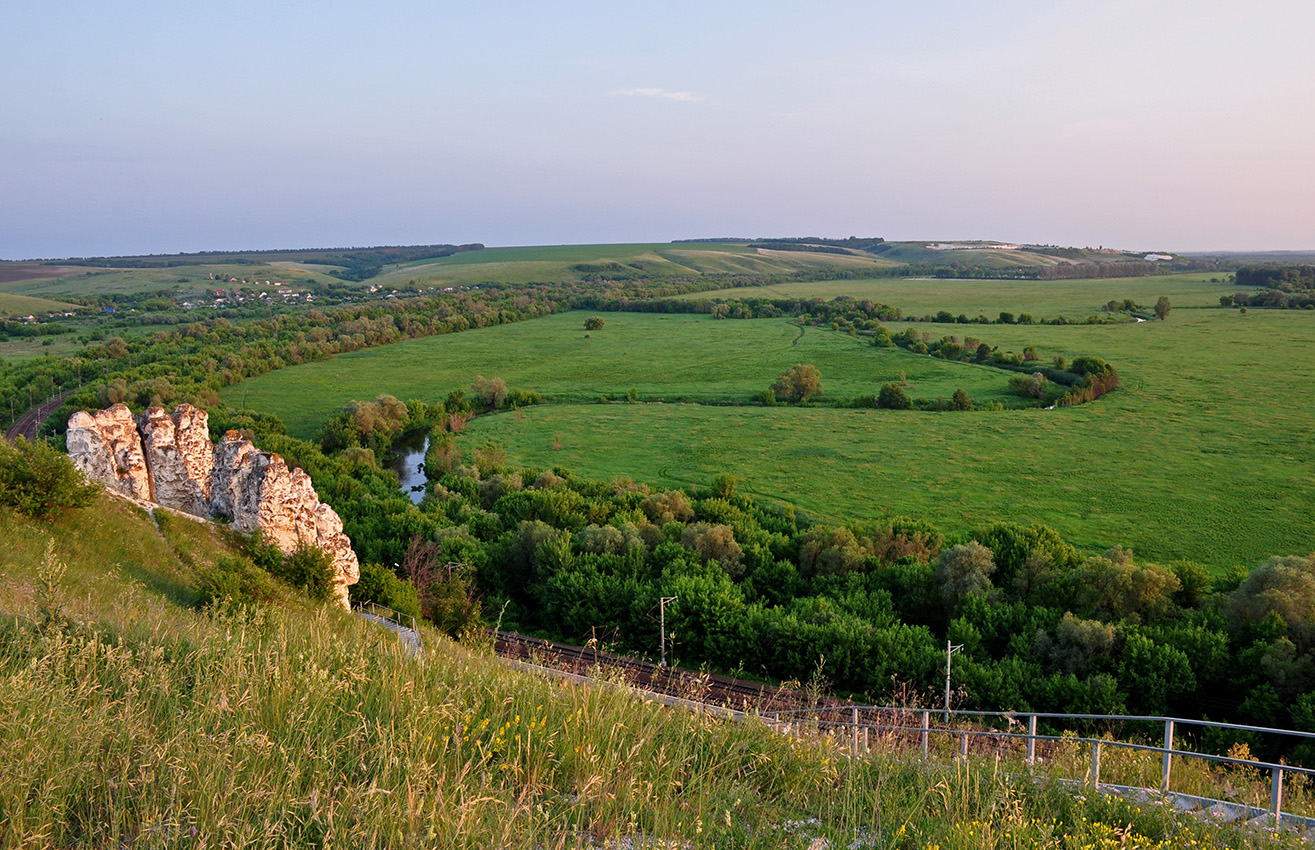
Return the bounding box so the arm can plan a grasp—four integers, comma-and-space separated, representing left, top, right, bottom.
1008, 372, 1048, 399
0, 438, 97, 520
244, 535, 335, 601
195, 556, 281, 609
351, 561, 422, 621
770, 364, 822, 403
877, 383, 911, 410
277, 543, 336, 602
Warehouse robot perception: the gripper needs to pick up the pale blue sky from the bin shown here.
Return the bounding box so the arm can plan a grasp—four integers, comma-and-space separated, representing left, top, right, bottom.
3, 0, 1313, 258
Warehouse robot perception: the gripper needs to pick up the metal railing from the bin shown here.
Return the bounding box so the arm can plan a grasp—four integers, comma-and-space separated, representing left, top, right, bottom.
354, 601, 422, 647
761, 706, 1315, 826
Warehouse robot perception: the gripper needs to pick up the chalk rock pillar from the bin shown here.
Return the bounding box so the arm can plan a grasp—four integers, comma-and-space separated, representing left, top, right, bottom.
138, 404, 214, 515
66, 403, 152, 500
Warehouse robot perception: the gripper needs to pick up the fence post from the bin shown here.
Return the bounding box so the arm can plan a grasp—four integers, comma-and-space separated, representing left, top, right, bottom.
863, 726, 869, 753
959, 732, 968, 759
1272, 767, 1284, 824
1026, 715, 1037, 770
1090, 741, 1101, 788
921, 710, 930, 760
1161, 720, 1174, 793
852, 707, 859, 756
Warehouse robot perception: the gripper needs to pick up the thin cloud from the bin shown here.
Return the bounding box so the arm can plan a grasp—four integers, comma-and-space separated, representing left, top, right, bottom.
612, 87, 706, 103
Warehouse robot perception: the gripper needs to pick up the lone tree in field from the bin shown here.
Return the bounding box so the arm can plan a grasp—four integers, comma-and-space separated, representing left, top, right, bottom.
583, 315, 605, 330
877, 383, 911, 410
771, 364, 823, 403
1154, 296, 1171, 321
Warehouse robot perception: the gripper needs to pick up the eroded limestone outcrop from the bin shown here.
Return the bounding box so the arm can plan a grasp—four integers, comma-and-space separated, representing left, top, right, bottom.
67, 404, 359, 608
209, 432, 360, 604
66, 404, 152, 500
139, 404, 214, 515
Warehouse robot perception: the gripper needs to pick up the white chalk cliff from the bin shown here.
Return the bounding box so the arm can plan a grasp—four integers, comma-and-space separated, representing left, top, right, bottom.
67, 403, 359, 608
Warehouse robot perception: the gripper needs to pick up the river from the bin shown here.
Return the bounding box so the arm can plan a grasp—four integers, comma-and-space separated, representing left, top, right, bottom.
389, 430, 429, 505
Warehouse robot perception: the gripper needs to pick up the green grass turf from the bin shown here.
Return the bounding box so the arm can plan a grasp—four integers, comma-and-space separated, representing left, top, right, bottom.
0, 292, 81, 317
457, 306, 1315, 569
0, 263, 323, 298
224, 293, 1315, 571
672, 272, 1232, 317
374, 242, 900, 286
224, 311, 1020, 436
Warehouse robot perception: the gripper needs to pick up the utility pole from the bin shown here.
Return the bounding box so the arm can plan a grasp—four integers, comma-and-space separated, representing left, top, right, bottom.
944, 640, 964, 722
659, 596, 677, 667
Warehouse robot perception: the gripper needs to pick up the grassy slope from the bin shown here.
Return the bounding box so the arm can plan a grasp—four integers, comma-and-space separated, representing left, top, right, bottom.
0, 498, 1297, 848
0, 292, 82, 317
873, 243, 1070, 268
0, 263, 325, 299
374, 242, 901, 286
673, 272, 1229, 316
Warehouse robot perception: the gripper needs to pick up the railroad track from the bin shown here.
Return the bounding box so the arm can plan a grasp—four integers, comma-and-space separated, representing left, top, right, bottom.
493, 631, 1025, 756
5, 389, 75, 443
494, 630, 843, 715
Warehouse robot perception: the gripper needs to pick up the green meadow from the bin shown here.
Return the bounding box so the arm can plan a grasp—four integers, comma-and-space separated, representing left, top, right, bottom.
0, 292, 81, 317
375, 241, 900, 286
227, 294, 1315, 570
675, 272, 1232, 316
0, 263, 323, 299
226, 311, 1022, 434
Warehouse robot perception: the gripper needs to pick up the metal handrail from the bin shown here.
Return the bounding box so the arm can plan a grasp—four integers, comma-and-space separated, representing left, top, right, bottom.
764, 705, 1315, 741
760, 705, 1312, 823
355, 601, 421, 642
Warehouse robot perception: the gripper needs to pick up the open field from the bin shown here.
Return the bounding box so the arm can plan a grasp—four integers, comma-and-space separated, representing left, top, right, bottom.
0, 263, 325, 299
0, 292, 81, 317
674, 272, 1233, 316
0, 334, 84, 363
225, 311, 1022, 435
457, 308, 1315, 568
867, 243, 1073, 267
226, 299, 1315, 569
374, 241, 902, 286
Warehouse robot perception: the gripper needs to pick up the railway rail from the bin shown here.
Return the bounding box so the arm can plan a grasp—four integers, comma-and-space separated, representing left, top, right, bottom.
493, 630, 836, 715
5, 389, 74, 442
494, 630, 1315, 830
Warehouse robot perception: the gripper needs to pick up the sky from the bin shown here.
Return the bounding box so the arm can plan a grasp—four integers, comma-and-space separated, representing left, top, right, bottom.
3, 0, 1314, 259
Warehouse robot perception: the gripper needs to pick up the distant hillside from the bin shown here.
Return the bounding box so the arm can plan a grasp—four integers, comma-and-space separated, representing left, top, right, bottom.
1182, 249, 1315, 265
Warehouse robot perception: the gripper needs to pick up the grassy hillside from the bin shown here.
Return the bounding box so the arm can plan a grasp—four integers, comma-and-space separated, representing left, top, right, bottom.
871, 243, 1071, 268
0, 263, 331, 300
0, 496, 1299, 848
672, 272, 1231, 316
374, 242, 901, 287
0, 292, 82, 317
